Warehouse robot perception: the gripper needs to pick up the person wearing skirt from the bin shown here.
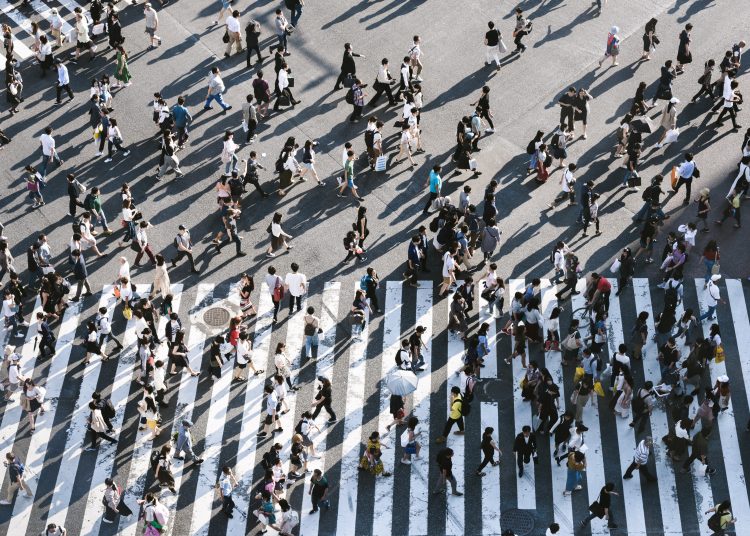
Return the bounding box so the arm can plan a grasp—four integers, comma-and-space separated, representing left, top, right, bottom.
238, 273, 257, 317
153, 444, 177, 494
23, 379, 45, 432
149, 255, 170, 299
168, 330, 200, 377
102, 478, 133, 523
112, 45, 132, 88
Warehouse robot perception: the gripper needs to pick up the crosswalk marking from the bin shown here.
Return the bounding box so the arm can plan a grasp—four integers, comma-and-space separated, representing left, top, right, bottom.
44, 288, 115, 529
11, 297, 83, 531
0, 0, 38, 61
335, 283, 371, 536
607, 283, 648, 534
117, 285, 183, 536
28, 0, 73, 35
480, 401, 501, 534
299, 281, 340, 536
371, 281, 402, 536
445, 307, 465, 535
407, 281, 433, 536
0, 298, 42, 488
224, 284, 272, 534
77, 284, 150, 536
699, 278, 750, 534
477, 285, 498, 379
632, 279, 685, 534
161, 284, 213, 535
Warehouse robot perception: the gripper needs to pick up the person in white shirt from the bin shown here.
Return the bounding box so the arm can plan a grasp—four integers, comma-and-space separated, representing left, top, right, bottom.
3, 353, 23, 401
153, 360, 168, 407
54, 59, 74, 104
49, 8, 66, 47
2, 291, 28, 337
224, 10, 242, 57
37, 35, 53, 76
396, 57, 412, 101
72, 11, 96, 63
438, 245, 457, 297
97, 306, 123, 353
39, 125, 63, 178
220, 130, 239, 174
368, 58, 396, 106
284, 262, 307, 313
273, 61, 299, 111
549, 163, 578, 210
699, 274, 723, 322
394, 124, 416, 166
716, 78, 741, 129
408, 35, 423, 81
105, 118, 130, 162
233, 331, 261, 380
144, 3, 161, 49
259, 383, 282, 436
673, 152, 697, 205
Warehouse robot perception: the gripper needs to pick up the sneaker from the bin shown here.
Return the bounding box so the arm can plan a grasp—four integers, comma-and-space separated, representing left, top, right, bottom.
84, 446, 98, 451
484, 128, 495, 133
95, 151, 103, 156
451, 491, 463, 496
104, 158, 113, 163
194, 458, 204, 464
123, 151, 130, 156
102, 518, 113, 523
327, 418, 338, 424
401, 459, 412, 465
0, 500, 10, 505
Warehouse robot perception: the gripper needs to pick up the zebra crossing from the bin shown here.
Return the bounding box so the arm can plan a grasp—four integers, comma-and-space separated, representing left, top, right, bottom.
0, 0, 86, 71
1, 277, 750, 535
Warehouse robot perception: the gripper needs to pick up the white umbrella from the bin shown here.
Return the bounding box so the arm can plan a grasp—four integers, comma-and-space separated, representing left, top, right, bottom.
386, 370, 419, 396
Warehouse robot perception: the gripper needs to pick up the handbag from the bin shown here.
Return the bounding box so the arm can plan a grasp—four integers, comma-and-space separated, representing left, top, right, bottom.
610, 258, 621, 274
92, 23, 105, 36
594, 381, 605, 397
285, 24, 295, 35
664, 128, 680, 144
569, 390, 579, 405
573, 366, 585, 384
123, 305, 132, 320
627, 173, 642, 187
671, 166, 679, 189
714, 345, 725, 364
711, 262, 721, 275
287, 77, 295, 88
222, 30, 229, 43
374, 155, 387, 172
499, 39, 508, 53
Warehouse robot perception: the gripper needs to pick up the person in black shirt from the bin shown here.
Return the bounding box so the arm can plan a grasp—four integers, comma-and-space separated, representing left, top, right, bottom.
311, 377, 337, 423
579, 482, 619, 529
513, 425, 537, 477
675, 24, 693, 74
433, 447, 462, 496
476, 427, 502, 476
470, 86, 495, 132
641, 17, 657, 60
334, 43, 364, 91
215, 208, 245, 257
245, 18, 264, 68
633, 175, 666, 221
558, 87, 577, 133
484, 21, 501, 71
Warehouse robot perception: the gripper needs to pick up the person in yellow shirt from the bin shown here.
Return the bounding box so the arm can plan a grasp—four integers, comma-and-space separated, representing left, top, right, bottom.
435, 386, 465, 444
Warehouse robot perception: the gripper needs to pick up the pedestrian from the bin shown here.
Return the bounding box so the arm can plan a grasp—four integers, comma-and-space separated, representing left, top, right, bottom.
368, 58, 396, 106
435, 386, 464, 444
215, 208, 245, 257
144, 3, 161, 50
652, 60, 677, 105
216, 465, 238, 518
359, 431, 391, 476
337, 149, 364, 201
422, 165, 442, 214
512, 8, 532, 53
173, 419, 204, 466
700, 274, 724, 322
152, 443, 177, 494
49, 8, 66, 47
334, 42, 364, 90
484, 22, 502, 71
476, 426, 502, 476
101, 478, 133, 523
84, 401, 117, 450
69, 249, 93, 302
623, 436, 657, 482
71, 11, 96, 62
39, 126, 63, 178
598, 26, 621, 68
204, 67, 232, 112
170, 225, 198, 273
311, 376, 337, 423
308, 469, 331, 514
224, 9, 242, 57
408, 35, 424, 81
349, 78, 367, 122
716, 78, 742, 129
692, 59, 716, 102
0, 452, 32, 505
41, 523, 67, 536
675, 23, 693, 74
513, 425, 538, 477
432, 447, 463, 496
104, 118, 130, 162
272, 499, 299, 536
705, 500, 736, 535
579, 482, 619, 529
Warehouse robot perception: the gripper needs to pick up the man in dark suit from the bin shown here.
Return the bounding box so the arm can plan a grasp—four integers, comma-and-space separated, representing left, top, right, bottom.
333, 43, 364, 91
35, 311, 56, 359
513, 425, 538, 477
70, 249, 93, 302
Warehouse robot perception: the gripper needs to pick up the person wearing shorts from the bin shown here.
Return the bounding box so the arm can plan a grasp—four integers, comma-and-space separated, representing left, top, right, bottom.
144, 3, 161, 50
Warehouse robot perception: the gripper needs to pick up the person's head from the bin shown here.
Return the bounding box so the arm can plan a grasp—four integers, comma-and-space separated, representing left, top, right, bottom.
211, 66, 220, 75
275, 8, 282, 15
450, 386, 461, 396
548, 522, 560, 534
522, 425, 531, 436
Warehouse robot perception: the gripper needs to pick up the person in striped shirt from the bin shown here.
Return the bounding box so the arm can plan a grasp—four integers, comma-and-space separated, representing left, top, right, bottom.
622, 436, 657, 481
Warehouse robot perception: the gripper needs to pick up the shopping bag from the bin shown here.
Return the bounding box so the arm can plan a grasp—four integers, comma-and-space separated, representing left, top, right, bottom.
610, 258, 621, 274
711, 262, 721, 275
594, 381, 605, 397
671, 166, 678, 189
499, 39, 508, 53
573, 366, 585, 384
664, 128, 680, 144
714, 345, 725, 364
122, 305, 132, 320
374, 155, 387, 172
92, 23, 105, 36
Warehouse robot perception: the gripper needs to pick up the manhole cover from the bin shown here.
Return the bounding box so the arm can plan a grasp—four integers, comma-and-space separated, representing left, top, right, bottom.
203, 307, 231, 327
501, 509, 535, 536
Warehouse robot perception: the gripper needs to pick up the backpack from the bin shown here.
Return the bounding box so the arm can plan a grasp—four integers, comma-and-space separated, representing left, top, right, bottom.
526, 139, 536, 155
664, 282, 681, 310
150, 450, 161, 472
275, 156, 285, 173
364, 129, 374, 149
345, 87, 355, 105
15, 461, 24, 477
285, 510, 300, 529
707, 512, 722, 531
229, 177, 243, 196
632, 393, 646, 414
284, 0, 295, 9
295, 419, 304, 434
102, 398, 116, 419
551, 133, 560, 147
83, 193, 96, 211
360, 275, 370, 291
428, 217, 440, 233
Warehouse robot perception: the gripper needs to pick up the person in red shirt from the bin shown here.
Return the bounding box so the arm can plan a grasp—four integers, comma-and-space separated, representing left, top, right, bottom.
589, 273, 612, 313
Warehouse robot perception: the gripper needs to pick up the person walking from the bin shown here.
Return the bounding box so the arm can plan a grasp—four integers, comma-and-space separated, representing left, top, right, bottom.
173, 420, 204, 466
563, 450, 586, 496
215, 208, 245, 257
700, 274, 724, 322
432, 447, 462, 496
334, 43, 364, 91
133, 221, 156, 267
0, 452, 32, 504
245, 17, 264, 68
308, 469, 331, 514
204, 67, 232, 112
54, 59, 74, 105
476, 426, 502, 476
623, 436, 657, 482
284, 262, 307, 314
111, 45, 132, 88
422, 165, 442, 214
171, 225, 199, 273
598, 26, 621, 68
484, 22, 502, 71
39, 126, 63, 178
435, 386, 464, 444
310, 377, 337, 423
84, 401, 117, 450
224, 10, 242, 58
513, 425, 538, 477
675, 23, 693, 74
144, 3, 161, 50
217, 466, 238, 518
681, 427, 716, 475
579, 482, 619, 529
512, 8, 532, 53
337, 149, 364, 201
102, 477, 133, 523
705, 500, 736, 535
69, 249, 92, 302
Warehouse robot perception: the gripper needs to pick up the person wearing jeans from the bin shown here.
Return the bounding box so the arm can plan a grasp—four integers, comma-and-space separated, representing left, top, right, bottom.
274, 10, 289, 54
204, 67, 232, 112
303, 307, 320, 358
699, 275, 723, 322
0, 453, 32, 504
433, 448, 462, 496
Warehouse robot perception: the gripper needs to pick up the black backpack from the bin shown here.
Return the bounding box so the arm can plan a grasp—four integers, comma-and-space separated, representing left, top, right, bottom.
664, 282, 681, 310
632, 393, 646, 415
83, 193, 96, 210
364, 129, 374, 149
526, 139, 536, 155
295, 419, 304, 434
150, 450, 161, 472
345, 87, 355, 105
102, 399, 116, 419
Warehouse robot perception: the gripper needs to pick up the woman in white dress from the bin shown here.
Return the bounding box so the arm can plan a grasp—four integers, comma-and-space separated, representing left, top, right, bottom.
150, 255, 170, 299
614, 372, 634, 418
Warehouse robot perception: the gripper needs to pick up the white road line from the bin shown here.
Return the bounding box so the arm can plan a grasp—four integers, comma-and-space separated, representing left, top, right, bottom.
0, 0, 38, 60
29, 0, 73, 34
509, 279, 535, 510
299, 282, 340, 536
334, 282, 370, 536
699, 278, 749, 534
632, 278, 685, 534
77, 284, 150, 536
480, 401, 501, 534
371, 281, 402, 536
278, 294, 306, 476
117, 285, 183, 536
225, 284, 276, 534
44, 288, 115, 529
10, 295, 84, 530
0, 298, 43, 487
161, 284, 214, 535
407, 281, 432, 536
478, 284, 499, 379
606, 283, 647, 534
445, 302, 465, 535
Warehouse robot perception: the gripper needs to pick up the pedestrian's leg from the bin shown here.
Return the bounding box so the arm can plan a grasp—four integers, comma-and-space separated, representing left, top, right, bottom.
448, 474, 458, 494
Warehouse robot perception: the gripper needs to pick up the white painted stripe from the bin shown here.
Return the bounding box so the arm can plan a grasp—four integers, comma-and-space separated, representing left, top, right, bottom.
161, 284, 214, 535
631, 278, 685, 534
10, 296, 84, 530
606, 282, 647, 534
544, 282, 573, 530
371, 281, 402, 536
278, 293, 306, 475
29, 0, 74, 35
0, 0, 38, 60
0, 298, 43, 487
299, 282, 341, 536
509, 279, 535, 509
225, 284, 277, 534
407, 281, 432, 536
480, 401, 501, 534
77, 284, 151, 536
117, 285, 183, 536
334, 282, 370, 536
45, 288, 115, 529
700, 278, 750, 533
478, 283, 498, 379
445, 304, 465, 535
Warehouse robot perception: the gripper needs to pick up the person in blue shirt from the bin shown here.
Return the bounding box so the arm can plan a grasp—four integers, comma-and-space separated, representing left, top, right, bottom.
170, 96, 193, 148
422, 165, 442, 214
405, 235, 422, 287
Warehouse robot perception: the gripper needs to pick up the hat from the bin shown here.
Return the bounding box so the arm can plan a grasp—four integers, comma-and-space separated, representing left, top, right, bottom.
670, 97, 680, 104
517, 321, 525, 327
178, 224, 187, 231
610, 26, 620, 34
711, 274, 722, 282
3, 345, 15, 356
677, 224, 688, 233
718, 375, 729, 383
181, 419, 193, 428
